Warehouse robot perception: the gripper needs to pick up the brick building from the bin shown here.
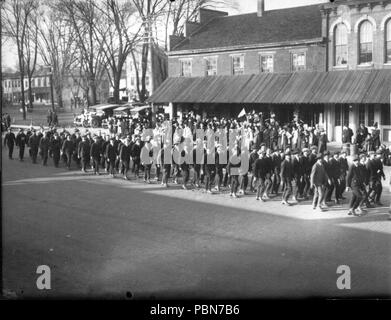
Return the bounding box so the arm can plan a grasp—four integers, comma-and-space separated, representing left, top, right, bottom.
149, 0, 391, 143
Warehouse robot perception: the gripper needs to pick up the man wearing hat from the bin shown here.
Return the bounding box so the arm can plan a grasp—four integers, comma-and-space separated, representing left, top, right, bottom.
346, 155, 365, 216
310, 153, 330, 211
323, 151, 333, 206
280, 151, 294, 205
329, 151, 342, 204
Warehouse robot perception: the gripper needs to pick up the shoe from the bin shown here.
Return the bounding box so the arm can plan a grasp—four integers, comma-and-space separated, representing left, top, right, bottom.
334, 199, 340, 204
281, 200, 287, 205
312, 206, 316, 210
232, 193, 238, 198
263, 194, 271, 200
230, 193, 233, 197
316, 206, 323, 212
182, 185, 189, 190
348, 209, 354, 216
206, 190, 213, 194
164, 183, 169, 188
238, 190, 244, 195
147, 180, 151, 184
321, 203, 329, 208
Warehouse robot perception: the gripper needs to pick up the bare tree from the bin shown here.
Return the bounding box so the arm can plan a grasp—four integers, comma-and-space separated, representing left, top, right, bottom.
59, 0, 107, 106
24, 3, 39, 110
2, 0, 38, 120
37, 0, 78, 110
92, 0, 141, 104
130, 0, 168, 103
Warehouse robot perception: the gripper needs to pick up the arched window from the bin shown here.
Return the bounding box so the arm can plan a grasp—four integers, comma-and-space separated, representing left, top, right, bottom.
334, 23, 348, 66
359, 20, 373, 64
386, 19, 391, 63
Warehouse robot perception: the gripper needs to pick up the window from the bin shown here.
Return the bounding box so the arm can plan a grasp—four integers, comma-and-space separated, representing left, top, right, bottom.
291, 52, 306, 71
386, 19, 391, 63
359, 105, 365, 125
205, 57, 217, 76
260, 55, 274, 73
43, 77, 47, 87
17, 80, 21, 88
180, 59, 192, 77
37, 78, 41, 87
232, 55, 244, 75
359, 21, 373, 64
367, 105, 374, 126
334, 23, 348, 66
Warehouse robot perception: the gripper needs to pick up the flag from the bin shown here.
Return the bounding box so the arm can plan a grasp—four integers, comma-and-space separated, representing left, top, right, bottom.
238, 108, 246, 119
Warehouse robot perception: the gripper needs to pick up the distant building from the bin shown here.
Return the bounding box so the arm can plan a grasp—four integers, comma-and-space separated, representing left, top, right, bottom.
149, 0, 391, 143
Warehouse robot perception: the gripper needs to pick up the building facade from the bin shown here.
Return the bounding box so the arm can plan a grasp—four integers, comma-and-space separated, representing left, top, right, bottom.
149, 0, 391, 143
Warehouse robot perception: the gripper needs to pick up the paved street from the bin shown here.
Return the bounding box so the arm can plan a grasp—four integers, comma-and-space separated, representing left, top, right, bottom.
2, 149, 391, 299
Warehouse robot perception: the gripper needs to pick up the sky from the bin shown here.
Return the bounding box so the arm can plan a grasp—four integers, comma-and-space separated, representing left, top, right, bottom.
1, 0, 330, 71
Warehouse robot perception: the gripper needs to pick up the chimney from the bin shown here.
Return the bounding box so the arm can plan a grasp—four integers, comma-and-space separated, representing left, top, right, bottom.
257, 0, 265, 17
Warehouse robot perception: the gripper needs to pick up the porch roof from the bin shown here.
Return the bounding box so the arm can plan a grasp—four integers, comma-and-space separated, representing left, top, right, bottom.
148, 69, 391, 105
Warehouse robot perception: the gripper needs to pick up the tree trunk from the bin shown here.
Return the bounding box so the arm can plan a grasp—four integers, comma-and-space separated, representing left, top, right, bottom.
89, 81, 97, 105
28, 77, 34, 109
113, 73, 121, 104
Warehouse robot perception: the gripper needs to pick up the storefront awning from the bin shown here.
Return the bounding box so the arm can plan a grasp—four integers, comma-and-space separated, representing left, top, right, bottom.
148, 69, 391, 105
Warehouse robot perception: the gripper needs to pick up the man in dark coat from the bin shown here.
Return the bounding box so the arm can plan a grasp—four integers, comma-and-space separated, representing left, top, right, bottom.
338, 151, 349, 200
119, 138, 132, 180
61, 135, 75, 169
39, 132, 51, 166
90, 136, 102, 175
50, 133, 62, 167
131, 137, 142, 178
329, 151, 342, 204
254, 151, 270, 201
16, 129, 27, 161
105, 138, 117, 177
280, 152, 294, 205
310, 153, 330, 211
346, 155, 365, 216
367, 150, 386, 206
28, 130, 40, 164
78, 135, 90, 172
292, 150, 303, 203
4, 128, 16, 159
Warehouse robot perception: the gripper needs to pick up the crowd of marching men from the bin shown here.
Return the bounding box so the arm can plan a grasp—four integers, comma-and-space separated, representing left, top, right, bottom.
3, 111, 391, 218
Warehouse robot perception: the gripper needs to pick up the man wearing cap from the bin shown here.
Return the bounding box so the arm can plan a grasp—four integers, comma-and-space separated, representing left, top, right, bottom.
301, 148, 312, 200
28, 130, 40, 164
367, 150, 386, 206
4, 127, 16, 159
310, 153, 330, 211
90, 136, 101, 175
105, 138, 117, 177
141, 136, 154, 183
78, 135, 90, 172
346, 155, 365, 216
280, 152, 294, 205
292, 150, 303, 203
358, 153, 370, 213
271, 149, 282, 195
39, 132, 50, 166
61, 134, 75, 170
338, 151, 349, 200
119, 138, 132, 179
131, 136, 142, 179
254, 150, 270, 201
329, 151, 342, 204
50, 133, 62, 167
